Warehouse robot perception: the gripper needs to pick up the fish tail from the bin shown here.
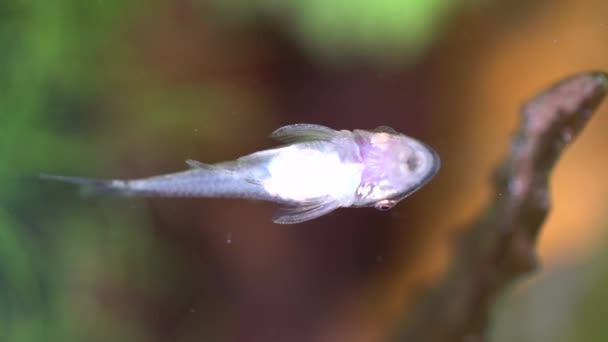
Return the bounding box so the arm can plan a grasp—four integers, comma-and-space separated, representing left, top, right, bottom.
39, 173, 131, 196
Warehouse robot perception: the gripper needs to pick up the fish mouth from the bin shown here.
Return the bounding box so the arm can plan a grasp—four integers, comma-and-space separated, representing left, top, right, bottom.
391, 142, 441, 202
414, 141, 441, 189
423, 142, 441, 182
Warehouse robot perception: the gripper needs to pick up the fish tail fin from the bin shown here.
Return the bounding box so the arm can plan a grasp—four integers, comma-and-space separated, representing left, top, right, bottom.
39, 173, 130, 197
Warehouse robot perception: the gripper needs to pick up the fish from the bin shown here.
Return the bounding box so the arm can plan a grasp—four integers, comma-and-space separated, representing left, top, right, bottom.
41, 124, 440, 224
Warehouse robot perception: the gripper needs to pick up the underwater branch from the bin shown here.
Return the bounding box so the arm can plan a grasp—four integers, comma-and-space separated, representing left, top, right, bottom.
396, 71, 608, 341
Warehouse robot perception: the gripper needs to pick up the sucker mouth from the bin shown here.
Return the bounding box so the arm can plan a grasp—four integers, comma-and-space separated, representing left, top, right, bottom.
424, 143, 441, 180
418, 142, 441, 187
391, 142, 441, 202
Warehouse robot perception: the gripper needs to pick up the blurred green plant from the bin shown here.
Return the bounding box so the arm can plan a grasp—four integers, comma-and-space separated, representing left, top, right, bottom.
491, 233, 608, 342
0, 1, 165, 341
565, 234, 608, 341
210, 0, 458, 65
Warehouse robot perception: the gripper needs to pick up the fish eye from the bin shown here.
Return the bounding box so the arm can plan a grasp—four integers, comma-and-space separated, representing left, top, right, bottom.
373, 126, 398, 134
374, 199, 397, 211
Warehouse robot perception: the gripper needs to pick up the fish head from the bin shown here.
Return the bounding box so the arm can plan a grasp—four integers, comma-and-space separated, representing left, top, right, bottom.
352, 128, 440, 210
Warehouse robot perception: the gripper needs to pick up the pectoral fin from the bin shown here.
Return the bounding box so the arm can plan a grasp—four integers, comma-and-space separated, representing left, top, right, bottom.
270, 124, 338, 143
185, 159, 215, 169
273, 197, 341, 224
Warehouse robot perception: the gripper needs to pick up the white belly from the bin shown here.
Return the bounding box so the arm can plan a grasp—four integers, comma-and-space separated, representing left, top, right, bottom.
262, 146, 362, 203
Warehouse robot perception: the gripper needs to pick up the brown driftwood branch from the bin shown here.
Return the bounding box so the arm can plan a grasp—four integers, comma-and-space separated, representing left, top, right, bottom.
395, 71, 608, 342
